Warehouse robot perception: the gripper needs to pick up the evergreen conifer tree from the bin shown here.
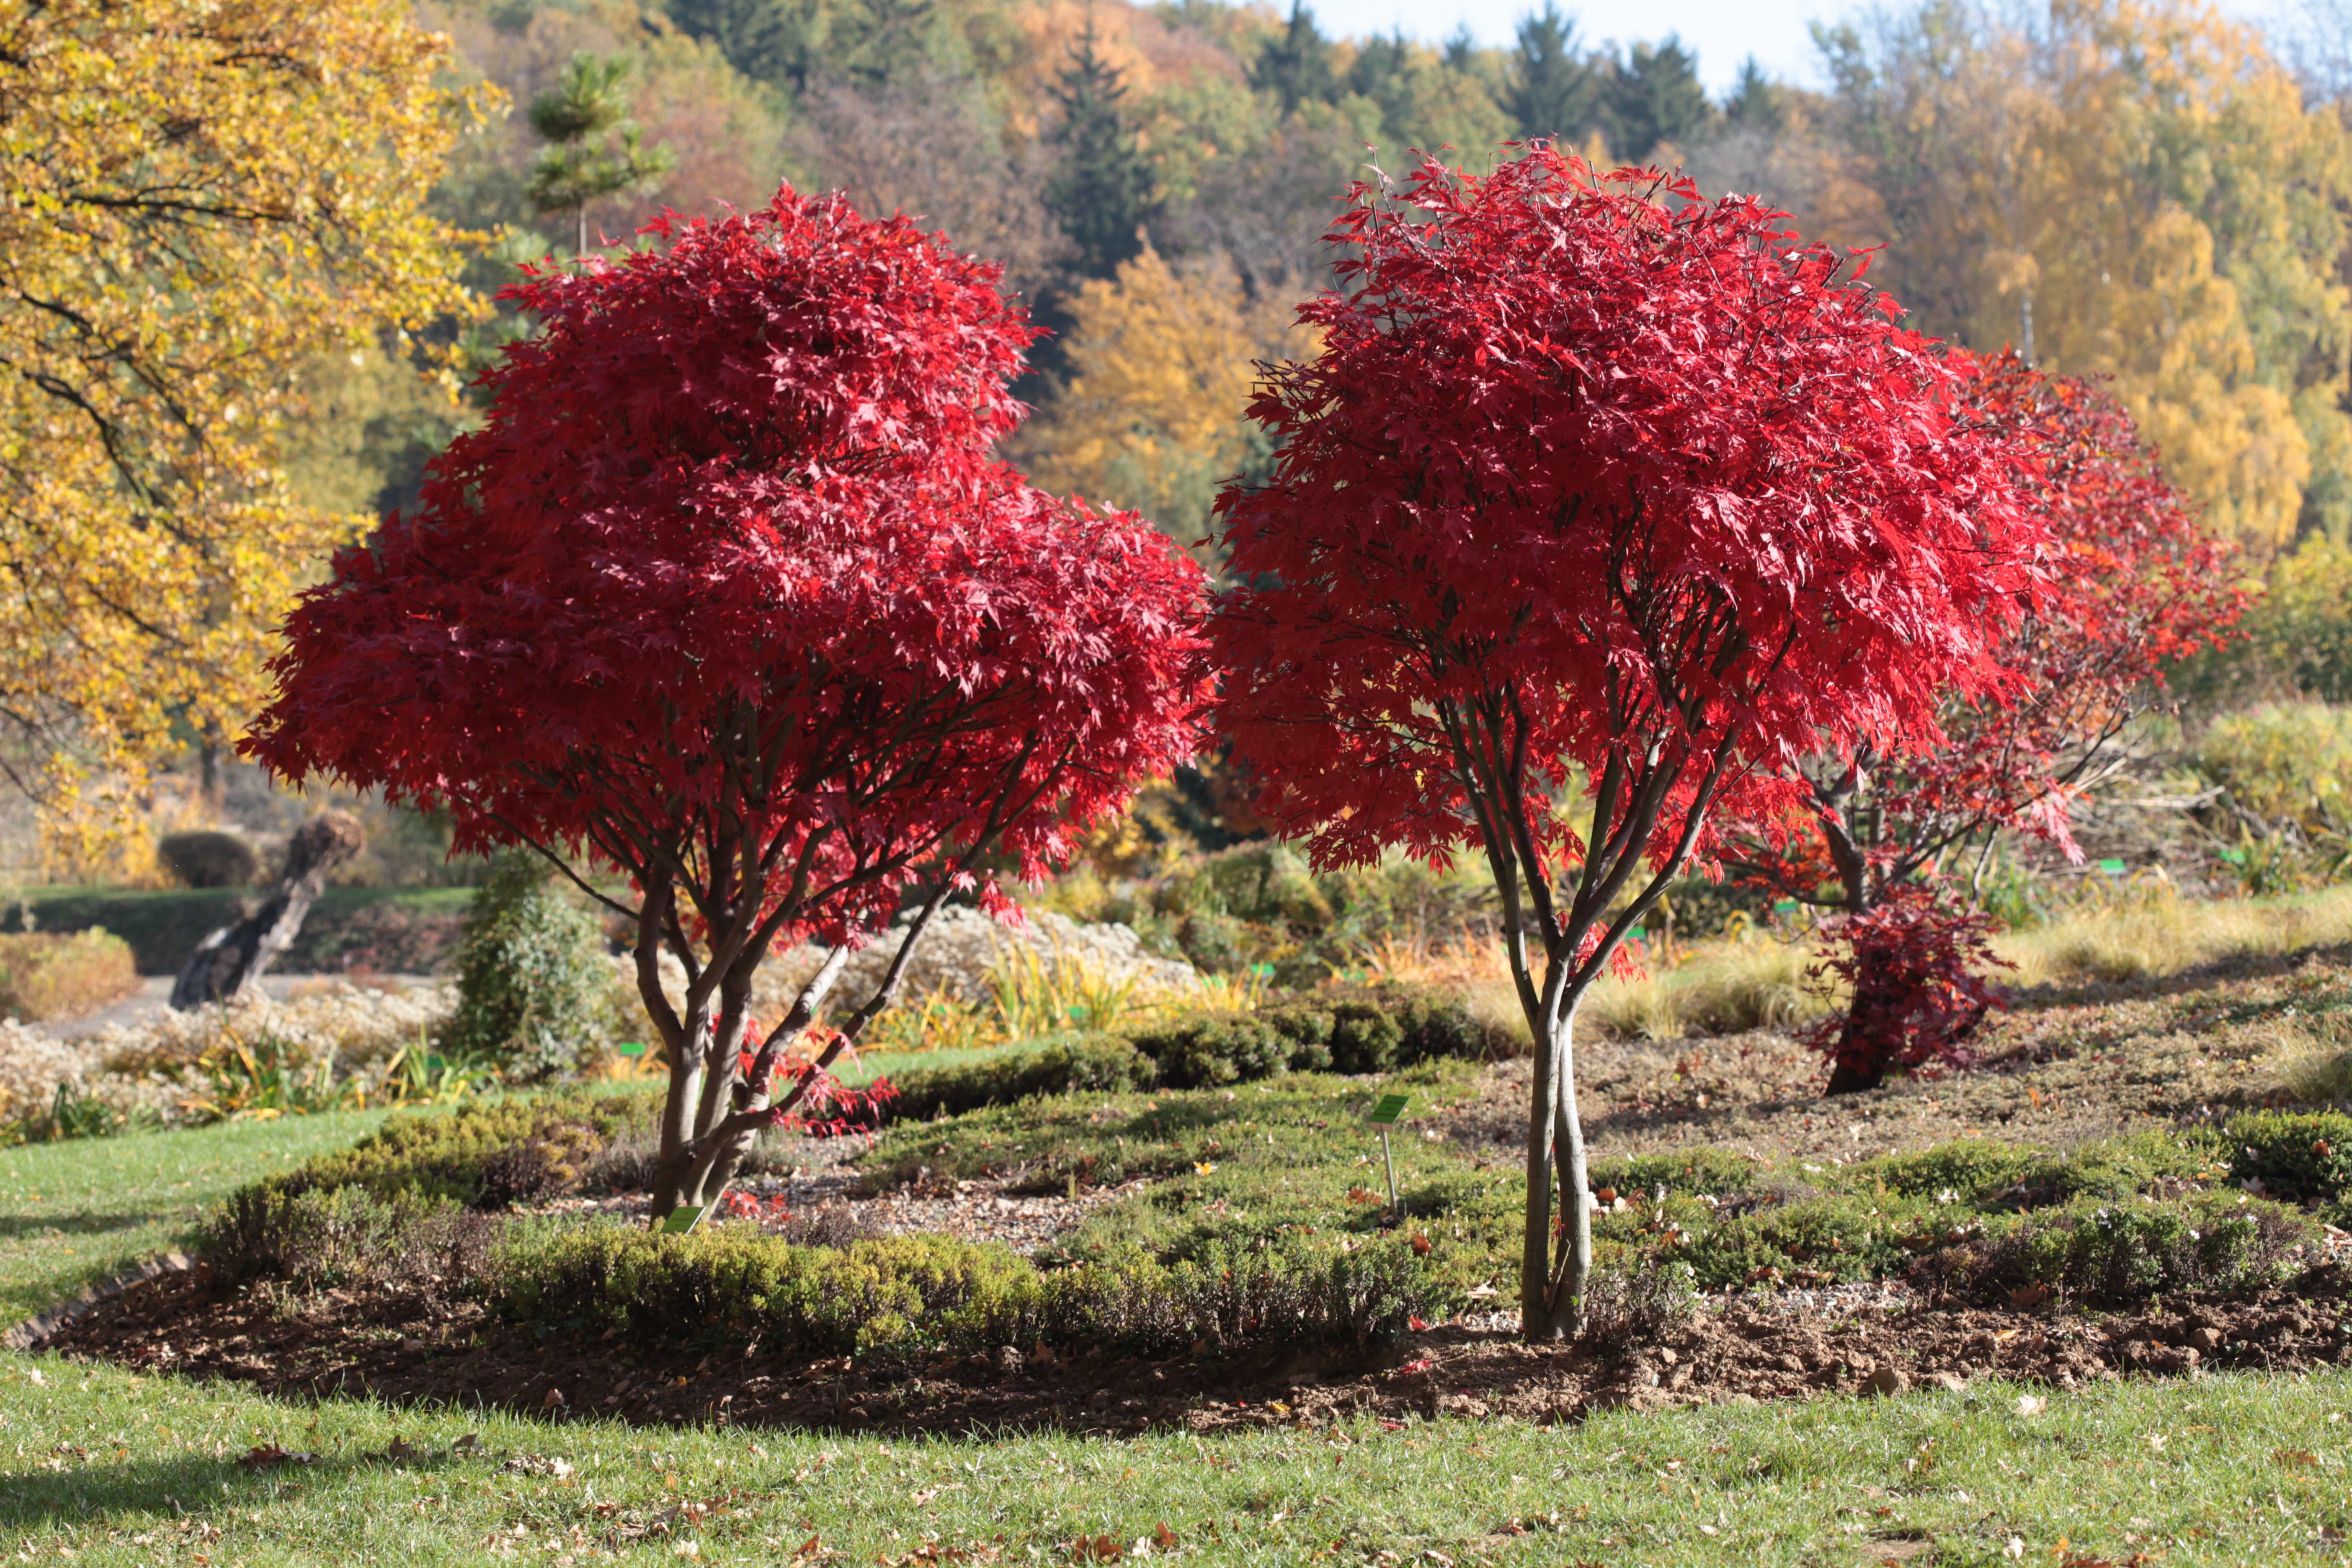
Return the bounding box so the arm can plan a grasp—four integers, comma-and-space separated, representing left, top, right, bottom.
1253, 1, 1337, 116
1508, 3, 1598, 143
1602, 36, 1715, 159
526, 54, 678, 257
1723, 55, 1789, 133
1045, 20, 1156, 279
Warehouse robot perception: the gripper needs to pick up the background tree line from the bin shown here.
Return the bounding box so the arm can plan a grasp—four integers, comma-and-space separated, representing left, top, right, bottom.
15, 0, 2352, 866
315, 0, 2352, 581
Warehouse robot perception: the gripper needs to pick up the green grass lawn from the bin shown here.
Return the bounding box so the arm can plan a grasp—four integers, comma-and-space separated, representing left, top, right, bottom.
2, 1353, 2347, 1564
0, 1110, 405, 1325
2, 1086, 2349, 1560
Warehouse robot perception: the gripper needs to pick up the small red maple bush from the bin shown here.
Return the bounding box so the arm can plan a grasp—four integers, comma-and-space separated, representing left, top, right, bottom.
1210, 150, 2042, 1339
1723, 353, 2243, 1093
1800, 883, 2009, 1086
246, 188, 1210, 1220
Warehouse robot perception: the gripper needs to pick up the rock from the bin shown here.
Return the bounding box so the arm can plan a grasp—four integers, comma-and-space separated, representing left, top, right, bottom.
1862, 1367, 1910, 1398
2190, 1326, 2223, 1352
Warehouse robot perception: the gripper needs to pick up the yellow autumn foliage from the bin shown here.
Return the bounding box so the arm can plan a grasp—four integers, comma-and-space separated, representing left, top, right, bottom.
0, 0, 487, 853
1837, 0, 2352, 559
1018, 247, 1310, 571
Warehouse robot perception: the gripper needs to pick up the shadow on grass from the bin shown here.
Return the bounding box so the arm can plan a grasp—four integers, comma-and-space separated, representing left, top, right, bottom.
0, 1212, 182, 1241
0, 1447, 472, 1527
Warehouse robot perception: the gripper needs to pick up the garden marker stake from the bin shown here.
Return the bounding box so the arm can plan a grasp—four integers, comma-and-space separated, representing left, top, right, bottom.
1369, 1092, 1410, 1217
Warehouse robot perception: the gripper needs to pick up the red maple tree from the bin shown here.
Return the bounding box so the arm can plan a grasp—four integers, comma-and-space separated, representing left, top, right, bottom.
246, 188, 1210, 1219
1721, 353, 2244, 1093
1210, 151, 2043, 1340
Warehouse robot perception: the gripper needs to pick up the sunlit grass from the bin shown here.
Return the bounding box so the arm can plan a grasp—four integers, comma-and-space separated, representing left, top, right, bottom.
1997, 882, 2352, 988
2, 1353, 2348, 1564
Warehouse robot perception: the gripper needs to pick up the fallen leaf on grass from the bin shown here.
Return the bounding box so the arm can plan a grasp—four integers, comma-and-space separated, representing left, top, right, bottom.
2016, 1395, 2048, 1416
1153, 1524, 1178, 1548
453, 1433, 480, 1452
380, 1436, 427, 1464
2275, 1448, 2320, 1469
1068, 1533, 1123, 1561
237, 1445, 315, 1470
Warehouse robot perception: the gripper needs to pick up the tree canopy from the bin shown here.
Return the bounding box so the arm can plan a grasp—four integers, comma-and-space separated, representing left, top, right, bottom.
0, 0, 483, 847
1211, 150, 2043, 1338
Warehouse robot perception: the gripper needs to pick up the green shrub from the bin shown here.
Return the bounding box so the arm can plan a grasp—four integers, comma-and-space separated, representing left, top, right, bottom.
1672, 1191, 1915, 1289
2227, 1108, 2352, 1204
888, 1034, 1158, 1120
491, 1224, 1442, 1361
1863, 1140, 2039, 1202
0, 930, 137, 1023
1124, 982, 1485, 1090
206, 1183, 495, 1289
157, 830, 258, 889
442, 851, 622, 1080
252, 1090, 642, 1210
1959, 1195, 2312, 1305
2192, 700, 2352, 833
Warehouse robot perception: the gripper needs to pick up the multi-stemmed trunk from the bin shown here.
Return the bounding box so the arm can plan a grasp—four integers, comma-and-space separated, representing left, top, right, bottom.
638, 883, 951, 1223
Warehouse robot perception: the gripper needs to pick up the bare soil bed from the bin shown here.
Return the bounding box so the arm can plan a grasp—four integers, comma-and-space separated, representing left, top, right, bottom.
36, 1257, 2352, 1439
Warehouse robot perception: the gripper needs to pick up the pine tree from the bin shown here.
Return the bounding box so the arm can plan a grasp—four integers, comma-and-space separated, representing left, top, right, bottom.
1723, 56, 1788, 133
526, 54, 678, 257
1045, 20, 1156, 280
1508, 3, 1598, 144
1602, 36, 1715, 160
1253, 1, 1337, 116
665, 0, 809, 88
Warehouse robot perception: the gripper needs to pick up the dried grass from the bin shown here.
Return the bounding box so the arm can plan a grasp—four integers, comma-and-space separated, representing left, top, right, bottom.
1997, 883, 2352, 989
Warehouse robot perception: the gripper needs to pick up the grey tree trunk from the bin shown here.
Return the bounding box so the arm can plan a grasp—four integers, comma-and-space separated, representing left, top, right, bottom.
170, 811, 365, 1010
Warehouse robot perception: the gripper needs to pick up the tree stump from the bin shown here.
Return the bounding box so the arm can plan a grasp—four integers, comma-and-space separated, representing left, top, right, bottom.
170, 810, 365, 1010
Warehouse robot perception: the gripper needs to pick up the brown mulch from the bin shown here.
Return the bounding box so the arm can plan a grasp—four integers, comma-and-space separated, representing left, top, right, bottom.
36, 1259, 2352, 1438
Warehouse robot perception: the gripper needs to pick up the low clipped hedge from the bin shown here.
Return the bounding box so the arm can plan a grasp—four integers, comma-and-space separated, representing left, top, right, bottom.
2227, 1109, 2352, 1210
887, 1034, 1158, 1121
249, 1089, 646, 1210
206, 1184, 496, 1289
1130, 983, 1488, 1087
489, 1224, 1440, 1362
885, 982, 1494, 1119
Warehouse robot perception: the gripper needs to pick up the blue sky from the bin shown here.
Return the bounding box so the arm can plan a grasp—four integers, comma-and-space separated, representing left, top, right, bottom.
1305, 0, 2293, 96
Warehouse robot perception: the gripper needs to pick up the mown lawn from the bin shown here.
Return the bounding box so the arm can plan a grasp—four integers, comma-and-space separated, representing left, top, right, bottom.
2, 1351, 2348, 1564
0, 1041, 2349, 1560
0, 1110, 404, 1326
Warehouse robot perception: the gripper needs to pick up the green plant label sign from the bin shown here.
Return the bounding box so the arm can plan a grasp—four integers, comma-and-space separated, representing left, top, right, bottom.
1369, 1093, 1409, 1126
2099, 858, 2128, 875
424, 1055, 446, 1073
660, 1205, 706, 1235
616, 1041, 647, 1057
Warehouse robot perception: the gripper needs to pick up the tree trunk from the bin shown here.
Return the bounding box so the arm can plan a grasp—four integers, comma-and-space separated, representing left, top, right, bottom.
1520, 988, 1594, 1341
1824, 942, 1901, 1096
170, 810, 365, 1010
